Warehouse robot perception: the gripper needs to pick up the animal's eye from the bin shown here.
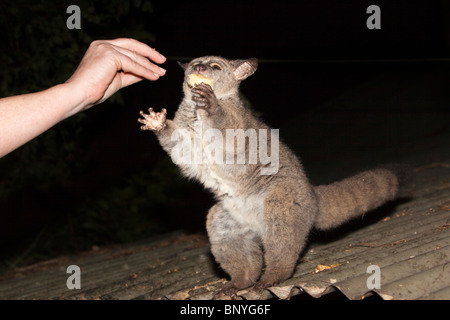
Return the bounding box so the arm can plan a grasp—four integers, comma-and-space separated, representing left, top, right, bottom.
210, 63, 222, 70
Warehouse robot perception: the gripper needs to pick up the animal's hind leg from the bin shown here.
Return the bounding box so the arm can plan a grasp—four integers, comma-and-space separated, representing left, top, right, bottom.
255, 181, 316, 289
206, 203, 263, 297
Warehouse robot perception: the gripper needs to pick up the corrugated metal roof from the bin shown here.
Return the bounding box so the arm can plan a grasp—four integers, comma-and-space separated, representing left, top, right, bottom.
0, 163, 449, 300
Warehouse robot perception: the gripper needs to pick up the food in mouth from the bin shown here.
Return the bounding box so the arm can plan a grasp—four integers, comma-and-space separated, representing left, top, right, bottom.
187, 73, 214, 89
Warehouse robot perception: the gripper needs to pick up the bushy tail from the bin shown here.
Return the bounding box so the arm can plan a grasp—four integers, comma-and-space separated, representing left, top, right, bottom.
313, 165, 410, 231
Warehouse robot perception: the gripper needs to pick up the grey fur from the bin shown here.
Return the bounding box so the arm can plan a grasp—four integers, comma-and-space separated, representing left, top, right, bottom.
138, 56, 403, 297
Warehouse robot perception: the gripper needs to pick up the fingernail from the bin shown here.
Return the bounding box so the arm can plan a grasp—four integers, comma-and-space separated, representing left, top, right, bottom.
153, 48, 166, 61
159, 67, 166, 75
158, 52, 166, 61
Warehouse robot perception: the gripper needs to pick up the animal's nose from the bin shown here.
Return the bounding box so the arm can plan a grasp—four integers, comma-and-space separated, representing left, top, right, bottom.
193, 64, 207, 72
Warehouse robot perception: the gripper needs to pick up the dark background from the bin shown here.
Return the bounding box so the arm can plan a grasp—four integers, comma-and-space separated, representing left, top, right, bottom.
0, 0, 449, 273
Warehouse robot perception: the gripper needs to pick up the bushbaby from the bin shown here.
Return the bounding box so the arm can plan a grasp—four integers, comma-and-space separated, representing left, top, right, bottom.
138, 56, 405, 298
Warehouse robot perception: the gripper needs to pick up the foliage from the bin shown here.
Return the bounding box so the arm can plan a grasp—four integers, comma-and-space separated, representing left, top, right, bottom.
0, 0, 154, 96
73, 156, 184, 246
0, 0, 155, 193
2, 156, 199, 271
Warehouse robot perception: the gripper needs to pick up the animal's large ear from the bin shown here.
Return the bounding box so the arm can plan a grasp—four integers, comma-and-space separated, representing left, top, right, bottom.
177, 61, 189, 70
232, 58, 258, 81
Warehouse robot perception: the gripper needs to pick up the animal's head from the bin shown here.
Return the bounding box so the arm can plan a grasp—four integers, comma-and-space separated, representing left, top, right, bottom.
178, 56, 258, 99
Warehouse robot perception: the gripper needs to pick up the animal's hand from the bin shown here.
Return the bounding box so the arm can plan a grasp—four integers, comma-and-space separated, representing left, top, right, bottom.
191, 83, 219, 112
138, 108, 167, 132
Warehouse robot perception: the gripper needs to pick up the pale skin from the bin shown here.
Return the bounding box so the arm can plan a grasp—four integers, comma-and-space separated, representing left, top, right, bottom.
0, 38, 166, 158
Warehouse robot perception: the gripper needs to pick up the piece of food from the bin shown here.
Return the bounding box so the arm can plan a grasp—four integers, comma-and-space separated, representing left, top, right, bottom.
187, 74, 214, 89
314, 263, 342, 273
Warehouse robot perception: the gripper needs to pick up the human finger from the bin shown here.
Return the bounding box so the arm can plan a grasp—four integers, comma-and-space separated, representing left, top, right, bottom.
113, 52, 162, 82
108, 38, 166, 64
112, 45, 166, 77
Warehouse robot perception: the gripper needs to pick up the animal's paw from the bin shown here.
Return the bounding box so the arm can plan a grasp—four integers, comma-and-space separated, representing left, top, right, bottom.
213, 277, 257, 300
251, 280, 274, 292
138, 108, 167, 132
213, 282, 240, 300
191, 83, 218, 112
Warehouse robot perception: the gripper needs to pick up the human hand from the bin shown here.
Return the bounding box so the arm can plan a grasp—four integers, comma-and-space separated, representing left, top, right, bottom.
65, 38, 166, 113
